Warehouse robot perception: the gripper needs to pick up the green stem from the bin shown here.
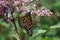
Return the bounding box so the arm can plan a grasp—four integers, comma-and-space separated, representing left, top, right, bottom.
11, 12, 22, 40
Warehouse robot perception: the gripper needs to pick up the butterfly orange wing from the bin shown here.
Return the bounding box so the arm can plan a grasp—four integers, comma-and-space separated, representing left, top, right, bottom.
18, 12, 32, 36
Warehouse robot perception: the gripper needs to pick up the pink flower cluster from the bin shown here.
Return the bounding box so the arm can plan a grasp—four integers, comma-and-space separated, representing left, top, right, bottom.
20, 6, 29, 14
0, 1, 4, 4
13, 1, 20, 6
13, 0, 33, 6
32, 6, 52, 17
38, 7, 52, 16
0, 0, 34, 13
22, 0, 33, 3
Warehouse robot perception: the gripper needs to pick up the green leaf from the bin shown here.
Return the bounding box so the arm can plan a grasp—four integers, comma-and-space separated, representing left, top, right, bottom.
0, 34, 6, 40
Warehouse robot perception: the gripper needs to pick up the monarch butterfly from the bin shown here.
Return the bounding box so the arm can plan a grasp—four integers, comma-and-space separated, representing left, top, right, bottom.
18, 12, 33, 36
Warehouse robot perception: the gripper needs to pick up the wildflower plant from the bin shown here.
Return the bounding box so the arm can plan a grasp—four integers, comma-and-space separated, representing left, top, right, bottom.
0, 0, 53, 40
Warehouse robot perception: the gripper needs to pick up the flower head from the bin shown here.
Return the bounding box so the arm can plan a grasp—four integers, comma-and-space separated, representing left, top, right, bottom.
20, 6, 29, 14
32, 7, 52, 17
40, 7, 52, 16
14, 1, 20, 6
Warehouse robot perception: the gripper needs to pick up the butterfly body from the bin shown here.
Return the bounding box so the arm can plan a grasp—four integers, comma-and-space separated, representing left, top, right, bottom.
18, 12, 32, 36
